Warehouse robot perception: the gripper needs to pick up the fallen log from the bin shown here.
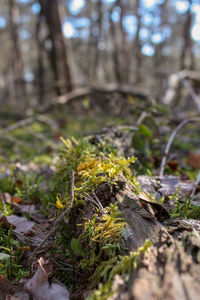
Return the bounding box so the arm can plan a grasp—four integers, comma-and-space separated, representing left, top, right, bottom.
39, 84, 155, 113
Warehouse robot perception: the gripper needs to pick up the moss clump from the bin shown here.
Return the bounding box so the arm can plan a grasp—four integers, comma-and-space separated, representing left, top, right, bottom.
50, 136, 138, 290
87, 239, 152, 300
79, 203, 127, 281
53, 136, 135, 209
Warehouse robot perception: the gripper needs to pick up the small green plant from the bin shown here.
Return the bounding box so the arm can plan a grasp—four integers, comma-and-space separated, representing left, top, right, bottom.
0, 225, 29, 282
170, 186, 200, 219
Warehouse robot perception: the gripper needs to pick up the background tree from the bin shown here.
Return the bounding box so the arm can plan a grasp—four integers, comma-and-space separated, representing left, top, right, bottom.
0, 0, 199, 107
38, 0, 73, 95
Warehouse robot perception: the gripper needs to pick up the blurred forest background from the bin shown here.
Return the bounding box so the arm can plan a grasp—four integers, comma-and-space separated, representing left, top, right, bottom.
1, 2, 200, 297
0, 0, 200, 111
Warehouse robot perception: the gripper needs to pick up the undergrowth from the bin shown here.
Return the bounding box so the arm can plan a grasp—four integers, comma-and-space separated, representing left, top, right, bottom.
0, 224, 29, 282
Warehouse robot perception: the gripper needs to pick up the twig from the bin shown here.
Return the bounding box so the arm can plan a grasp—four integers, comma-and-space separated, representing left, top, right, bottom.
191, 170, 200, 198
0, 115, 57, 139
180, 78, 200, 112
82, 193, 104, 214
40, 84, 155, 113
136, 111, 148, 126
163, 70, 200, 106
29, 170, 74, 266
159, 117, 200, 177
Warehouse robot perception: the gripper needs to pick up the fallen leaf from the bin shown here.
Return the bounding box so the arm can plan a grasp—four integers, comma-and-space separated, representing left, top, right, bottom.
11, 197, 22, 204
5, 288, 30, 300
2, 193, 12, 204
167, 160, 178, 171
25, 257, 69, 300
15, 180, 23, 188
187, 151, 200, 169
0, 215, 34, 235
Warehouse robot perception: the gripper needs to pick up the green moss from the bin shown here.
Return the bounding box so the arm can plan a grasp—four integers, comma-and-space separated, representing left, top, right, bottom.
79, 203, 127, 280
50, 136, 138, 290
53, 136, 135, 210
86, 240, 152, 300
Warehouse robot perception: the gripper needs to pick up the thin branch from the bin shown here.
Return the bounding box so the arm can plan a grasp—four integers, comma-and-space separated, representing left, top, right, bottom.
40, 84, 155, 113
136, 111, 148, 126
82, 193, 104, 214
0, 115, 58, 139
180, 78, 200, 111
191, 170, 200, 198
29, 170, 74, 266
163, 70, 200, 106
159, 117, 200, 177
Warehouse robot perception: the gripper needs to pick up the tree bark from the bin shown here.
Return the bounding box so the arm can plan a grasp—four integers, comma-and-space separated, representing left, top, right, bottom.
89, 129, 200, 300
39, 0, 73, 95
9, 0, 25, 100
134, 0, 142, 86
180, 0, 195, 70
109, 5, 123, 84
35, 11, 45, 104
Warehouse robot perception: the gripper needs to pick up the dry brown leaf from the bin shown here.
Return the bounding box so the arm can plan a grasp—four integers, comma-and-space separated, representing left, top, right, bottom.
167, 160, 179, 171
2, 193, 12, 203
25, 257, 69, 300
11, 197, 22, 204
187, 151, 200, 169
0, 215, 35, 235
15, 180, 23, 188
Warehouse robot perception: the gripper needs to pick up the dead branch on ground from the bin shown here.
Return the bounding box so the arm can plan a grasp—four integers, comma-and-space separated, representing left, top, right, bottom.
39, 84, 155, 113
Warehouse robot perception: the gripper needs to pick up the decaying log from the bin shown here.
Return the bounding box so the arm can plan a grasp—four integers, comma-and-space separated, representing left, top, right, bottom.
80, 169, 200, 300
77, 128, 200, 300
109, 221, 200, 300
94, 175, 164, 251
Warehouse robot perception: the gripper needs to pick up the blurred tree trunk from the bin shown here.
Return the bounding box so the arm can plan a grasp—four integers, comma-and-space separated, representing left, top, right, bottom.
35, 13, 45, 104
9, 0, 25, 100
109, 5, 123, 84
39, 0, 73, 95
153, 0, 168, 96
88, 0, 103, 83
134, 0, 142, 86
180, 0, 195, 70
118, 0, 129, 83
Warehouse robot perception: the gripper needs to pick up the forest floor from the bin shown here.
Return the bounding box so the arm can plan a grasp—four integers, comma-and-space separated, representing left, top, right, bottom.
0, 95, 200, 300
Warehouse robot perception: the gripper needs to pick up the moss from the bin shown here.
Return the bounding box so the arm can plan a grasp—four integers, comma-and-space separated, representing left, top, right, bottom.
53, 136, 135, 209
50, 136, 138, 290
79, 203, 127, 281
86, 240, 152, 300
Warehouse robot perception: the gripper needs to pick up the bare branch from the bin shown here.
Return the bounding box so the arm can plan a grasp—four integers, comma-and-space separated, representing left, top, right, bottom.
40, 84, 155, 113
191, 170, 200, 198
159, 117, 200, 177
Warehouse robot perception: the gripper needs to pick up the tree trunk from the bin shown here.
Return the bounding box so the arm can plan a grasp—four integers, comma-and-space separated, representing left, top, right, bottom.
35, 12, 45, 104
180, 0, 195, 70
9, 0, 25, 101
109, 6, 123, 84
88, 0, 103, 83
133, 0, 142, 86
39, 0, 73, 95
